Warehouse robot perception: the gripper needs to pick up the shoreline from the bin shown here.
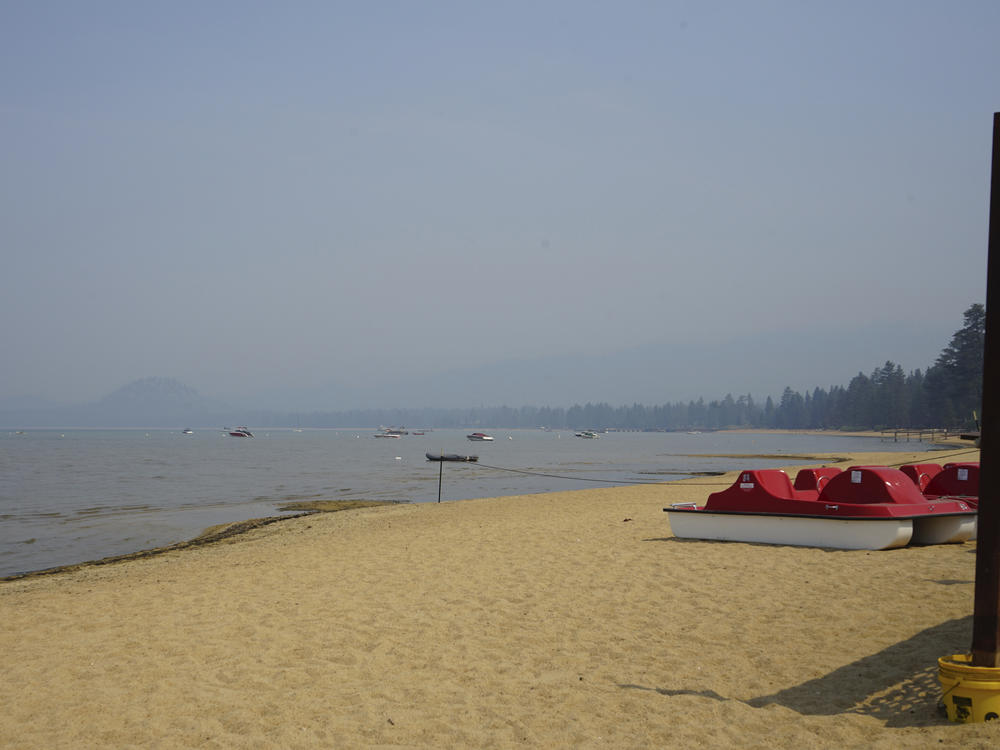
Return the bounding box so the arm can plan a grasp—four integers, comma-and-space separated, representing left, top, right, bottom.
2, 439, 978, 583
713, 426, 970, 444
0, 500, 400, 583
2, 443, 996, 747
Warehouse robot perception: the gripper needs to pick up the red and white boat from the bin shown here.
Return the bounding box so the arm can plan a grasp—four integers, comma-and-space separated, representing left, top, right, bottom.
467, 432, 494, 442
904, 461, 980, 539
664, 465, 976, 550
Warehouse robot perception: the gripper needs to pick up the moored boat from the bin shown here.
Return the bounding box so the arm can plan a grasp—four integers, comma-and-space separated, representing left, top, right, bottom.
664, 465, 976, 550
467, 432, 494, 441
228, 427, 254, 437
426, 453, 479, 462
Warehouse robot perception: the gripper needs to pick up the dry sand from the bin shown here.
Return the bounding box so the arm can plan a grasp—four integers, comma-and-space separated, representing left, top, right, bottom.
3, 442, 999, 748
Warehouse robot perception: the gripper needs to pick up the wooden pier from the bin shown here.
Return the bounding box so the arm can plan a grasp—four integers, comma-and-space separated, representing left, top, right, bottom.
880, 428, 954, 443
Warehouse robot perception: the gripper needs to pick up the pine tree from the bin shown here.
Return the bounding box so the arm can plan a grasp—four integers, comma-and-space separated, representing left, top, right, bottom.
924, 303, 985, 428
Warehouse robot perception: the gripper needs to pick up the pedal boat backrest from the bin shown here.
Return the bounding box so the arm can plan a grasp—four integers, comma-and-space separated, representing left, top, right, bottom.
924, 462, 980, 499
899, 463, 942, 491
793, 467, 842, 492
704, 469, 801, 512
818, 466, 928, 505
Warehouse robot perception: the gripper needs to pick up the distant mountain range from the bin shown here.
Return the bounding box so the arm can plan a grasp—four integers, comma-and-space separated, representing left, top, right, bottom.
240, 320, 952, 411
0, 377, 239, 428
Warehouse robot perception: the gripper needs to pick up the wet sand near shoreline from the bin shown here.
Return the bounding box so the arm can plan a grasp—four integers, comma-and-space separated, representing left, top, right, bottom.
2, 444, 998, 748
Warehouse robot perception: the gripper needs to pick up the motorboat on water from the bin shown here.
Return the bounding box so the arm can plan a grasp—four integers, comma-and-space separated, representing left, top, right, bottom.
574, 431, 600, 439
467, 432, 494, 441
664, 465, 976, 550
182, 428, 194, 435
228, 427, 254, 437
426, 453, 479, 462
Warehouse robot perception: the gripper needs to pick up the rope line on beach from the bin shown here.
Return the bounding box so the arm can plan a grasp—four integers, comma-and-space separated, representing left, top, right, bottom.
471, 463, 666, 484
469, 446, 981, 488
470, 462, 689, 485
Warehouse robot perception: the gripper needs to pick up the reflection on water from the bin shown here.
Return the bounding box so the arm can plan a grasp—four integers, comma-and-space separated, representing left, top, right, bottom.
0, 428, 936, 577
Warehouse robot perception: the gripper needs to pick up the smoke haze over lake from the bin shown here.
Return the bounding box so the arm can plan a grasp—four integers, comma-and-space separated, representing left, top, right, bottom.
1, 2, 995, 408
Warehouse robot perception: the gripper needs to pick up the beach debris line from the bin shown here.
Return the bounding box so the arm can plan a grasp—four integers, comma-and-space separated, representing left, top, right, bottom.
1, 500, 401, 582
277, 500, 404, 513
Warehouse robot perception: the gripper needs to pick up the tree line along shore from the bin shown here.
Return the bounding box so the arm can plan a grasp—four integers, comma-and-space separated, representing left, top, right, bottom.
263, 303, 985, 434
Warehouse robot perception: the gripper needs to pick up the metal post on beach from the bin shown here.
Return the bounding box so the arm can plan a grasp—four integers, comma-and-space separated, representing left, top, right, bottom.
438, 456, 443, 503
972, 111, 1000, 668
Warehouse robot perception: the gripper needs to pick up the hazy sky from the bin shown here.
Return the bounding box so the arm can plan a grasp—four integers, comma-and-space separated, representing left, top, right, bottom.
2, 1, 997, 406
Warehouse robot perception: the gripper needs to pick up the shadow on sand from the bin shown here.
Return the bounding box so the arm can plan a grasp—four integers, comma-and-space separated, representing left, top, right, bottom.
620, 614, 973, 727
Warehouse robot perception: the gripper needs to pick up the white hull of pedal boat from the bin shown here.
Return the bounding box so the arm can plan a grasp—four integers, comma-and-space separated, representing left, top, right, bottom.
665, 508, 914, 550
910, 514, 977, 545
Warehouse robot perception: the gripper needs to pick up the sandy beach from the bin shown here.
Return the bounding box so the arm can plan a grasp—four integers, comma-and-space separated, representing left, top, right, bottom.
3, 441, 999, 748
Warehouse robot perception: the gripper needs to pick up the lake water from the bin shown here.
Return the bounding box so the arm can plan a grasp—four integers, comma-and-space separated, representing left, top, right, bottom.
0, 428, 936, 578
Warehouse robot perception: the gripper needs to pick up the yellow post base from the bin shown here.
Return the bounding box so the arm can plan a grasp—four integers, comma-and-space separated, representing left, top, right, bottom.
938, 654, 1000, 723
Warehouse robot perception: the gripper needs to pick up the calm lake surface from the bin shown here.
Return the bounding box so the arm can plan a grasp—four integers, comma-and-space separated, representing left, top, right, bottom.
1, 428, 937, 577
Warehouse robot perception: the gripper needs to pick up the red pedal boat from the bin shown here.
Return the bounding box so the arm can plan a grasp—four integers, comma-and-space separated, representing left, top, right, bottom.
664, 465, 976, 550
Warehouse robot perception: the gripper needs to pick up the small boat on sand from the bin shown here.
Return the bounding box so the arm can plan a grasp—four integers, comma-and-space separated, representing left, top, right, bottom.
467, 432, 493, 442
665, 465, 976, 550
426, 453, 479, 462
